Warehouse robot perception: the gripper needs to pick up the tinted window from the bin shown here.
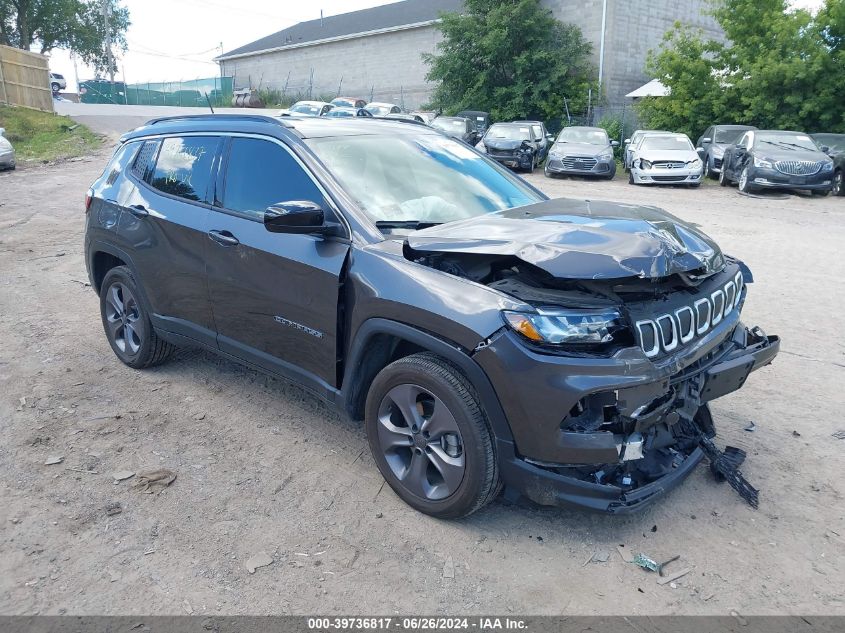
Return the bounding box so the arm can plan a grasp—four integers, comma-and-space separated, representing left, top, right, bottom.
150, 136, 218, 203
222, 137, 325, 220
132, 139, 159, 182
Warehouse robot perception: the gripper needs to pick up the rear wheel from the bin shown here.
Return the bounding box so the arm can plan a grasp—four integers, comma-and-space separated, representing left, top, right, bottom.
365, 353, 499, 518
100, 266, 175, 369
51, 82, 60, 92
719, 165, 730, 186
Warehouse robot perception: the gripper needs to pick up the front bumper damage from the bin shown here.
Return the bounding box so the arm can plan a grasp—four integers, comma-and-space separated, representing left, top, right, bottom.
476, 322, 779, 514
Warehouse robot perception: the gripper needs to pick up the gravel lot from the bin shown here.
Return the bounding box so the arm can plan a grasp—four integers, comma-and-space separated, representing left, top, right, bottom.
1, 152, 843, 616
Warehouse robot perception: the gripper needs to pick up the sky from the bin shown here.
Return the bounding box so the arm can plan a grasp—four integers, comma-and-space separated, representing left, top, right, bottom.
47, 0, 826, 93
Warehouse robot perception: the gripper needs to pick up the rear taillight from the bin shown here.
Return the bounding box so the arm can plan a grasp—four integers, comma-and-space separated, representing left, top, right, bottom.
85, 190, 93, 212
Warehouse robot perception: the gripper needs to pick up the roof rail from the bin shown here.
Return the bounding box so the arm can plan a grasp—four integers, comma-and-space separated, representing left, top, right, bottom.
145, 113, 292, 127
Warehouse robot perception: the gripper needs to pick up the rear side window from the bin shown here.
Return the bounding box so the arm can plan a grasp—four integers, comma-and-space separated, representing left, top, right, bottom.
222, 137, 326, 220
150, 136, 218, 203
131, 140, 159, 182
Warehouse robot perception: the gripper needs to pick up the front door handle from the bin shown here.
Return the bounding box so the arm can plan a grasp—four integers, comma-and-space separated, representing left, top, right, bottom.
127, 204, 148, 219
208, 230, 240, 247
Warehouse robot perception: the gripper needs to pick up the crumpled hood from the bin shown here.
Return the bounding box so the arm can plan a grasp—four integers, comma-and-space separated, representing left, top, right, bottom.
484, 138, 525, 151
404, 198, 725, 280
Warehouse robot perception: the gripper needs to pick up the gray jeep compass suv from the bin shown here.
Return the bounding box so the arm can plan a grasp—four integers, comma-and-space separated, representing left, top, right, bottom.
84, 114, 779, 518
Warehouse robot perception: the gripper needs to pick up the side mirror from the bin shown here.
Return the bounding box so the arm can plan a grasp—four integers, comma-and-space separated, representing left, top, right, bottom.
623, 138, 631, 144
702, 137, 712, 144
264, 201, 328, 235
611, 140, 620, 147
696, 147, 705, 158
821, 145, 830, 154
546, 134, 555, 142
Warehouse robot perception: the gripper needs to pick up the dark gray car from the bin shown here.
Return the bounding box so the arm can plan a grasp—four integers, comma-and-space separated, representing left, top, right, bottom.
431, 116, 477, 144
811, 133, 845, 196
84, 114, 779, 518
545, 126, 618, 179
697, 125, 757, 179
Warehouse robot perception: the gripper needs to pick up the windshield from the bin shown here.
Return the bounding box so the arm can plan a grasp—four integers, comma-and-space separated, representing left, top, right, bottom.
556, 128, 608, 145
290, 103, 322, 116
486, 124, 531, 141
432, 118, 468, 132
641, 135, 693, 151
365, 105, 393, 116
812, 134, 845, 152
332, 98, 355, 107
715, 128, 750, 144
306, 134, 543, 226
756, 133, 819, 151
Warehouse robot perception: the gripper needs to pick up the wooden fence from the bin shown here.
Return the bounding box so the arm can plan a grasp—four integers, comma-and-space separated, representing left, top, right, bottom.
0, 44, 53, 112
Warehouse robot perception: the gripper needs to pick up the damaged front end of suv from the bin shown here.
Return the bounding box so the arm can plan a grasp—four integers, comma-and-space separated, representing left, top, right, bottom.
403, 198, 779, 513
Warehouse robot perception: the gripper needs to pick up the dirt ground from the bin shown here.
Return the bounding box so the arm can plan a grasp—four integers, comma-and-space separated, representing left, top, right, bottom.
1, 152, 843, 616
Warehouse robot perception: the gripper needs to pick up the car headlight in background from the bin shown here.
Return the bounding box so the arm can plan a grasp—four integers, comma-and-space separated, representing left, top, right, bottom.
687, 159, 702, 170
475, 141, 486, 153
639, 159, 652, 169
598, 151, 613, 161
711, 146, 725, 158
754, 156, 774, 169
822, 161, 834, 172
503, 308, 623, 345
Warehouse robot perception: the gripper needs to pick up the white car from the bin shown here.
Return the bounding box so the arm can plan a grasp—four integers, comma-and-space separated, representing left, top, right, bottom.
628, 133, 704, 187
364, 102, 402, 117
0, 134, 16, 171
279, 101, 333, 117
49, 72, 67, 92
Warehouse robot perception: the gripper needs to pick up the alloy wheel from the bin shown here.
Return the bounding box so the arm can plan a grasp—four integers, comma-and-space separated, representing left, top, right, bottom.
104, 282, 142, 355
739, 167, 749, 192
376, 383, 465, 501
833, 171, 843, 196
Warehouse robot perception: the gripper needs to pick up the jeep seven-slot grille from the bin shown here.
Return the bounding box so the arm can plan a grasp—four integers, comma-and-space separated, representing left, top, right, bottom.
775, 160, 822, 176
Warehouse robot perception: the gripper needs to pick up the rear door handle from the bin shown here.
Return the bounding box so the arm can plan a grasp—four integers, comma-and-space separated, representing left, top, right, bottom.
208, 230, 239, 247
127, 204, 148, 219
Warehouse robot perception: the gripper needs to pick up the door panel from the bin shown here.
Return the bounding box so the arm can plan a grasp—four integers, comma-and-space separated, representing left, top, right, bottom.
205, 136, 350, 388
116, 136, 221, 344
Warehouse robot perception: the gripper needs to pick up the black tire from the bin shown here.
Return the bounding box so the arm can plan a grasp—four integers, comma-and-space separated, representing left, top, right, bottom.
51, 82, 60, 92
605, 164, 617, 180
833, 169, 843, 196
365, 353, 500, 519
544, 165, 555, 178
99, 266, 175, 369
738, 166, 756, 193
719, 165, 730, 187
628, 170, 636, 185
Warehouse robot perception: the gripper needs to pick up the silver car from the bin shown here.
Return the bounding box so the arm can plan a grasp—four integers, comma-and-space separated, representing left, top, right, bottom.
628, 133, 703, 187
544, 126, 618, 179
0, 134, 16, 170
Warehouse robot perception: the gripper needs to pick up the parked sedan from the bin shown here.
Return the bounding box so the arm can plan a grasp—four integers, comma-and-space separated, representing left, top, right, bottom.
364, 102, 402, 117
697, 125, 757, 178
811, 133, 845, 196
280, 101, 334, 117
325, 107, 372, 118
545, 126, 617, 179
514, 120, 553, 162
629, 133, 703, 187
720, 130, 835, 195
431, 116, 477, 144
476, 122, 541, 172
623, 130, 672, 171
49, 72, 67, 92
0, 134, 15, 170
330, 97, 367, 109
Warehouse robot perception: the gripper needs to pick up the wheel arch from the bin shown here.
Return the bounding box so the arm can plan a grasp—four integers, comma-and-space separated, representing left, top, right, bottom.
341, 318, 514, 444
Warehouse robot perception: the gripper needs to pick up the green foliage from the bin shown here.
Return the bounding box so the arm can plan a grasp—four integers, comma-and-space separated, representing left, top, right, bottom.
0, 0, 129, 75
596, 114, 624, 157
638, 0, 845, 138
256, 88, 337, 108
0, 104, 101, 161
423, 0, 595, 122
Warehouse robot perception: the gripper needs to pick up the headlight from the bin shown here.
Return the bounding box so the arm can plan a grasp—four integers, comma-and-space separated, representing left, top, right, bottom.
598, 151, 613, 161
754, 156, 774, 169
639, 159, 652, 169
475, 141, 486, 153
711, 146, 725, 158
822, 161, 834, 172
688, 159, 702, 169
503, 308, 623, 345
549, 151, 562, 160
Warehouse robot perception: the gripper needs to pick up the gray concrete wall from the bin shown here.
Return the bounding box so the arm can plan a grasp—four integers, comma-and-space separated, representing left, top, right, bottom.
220, 25, 443, 110
220, 0, 724, 112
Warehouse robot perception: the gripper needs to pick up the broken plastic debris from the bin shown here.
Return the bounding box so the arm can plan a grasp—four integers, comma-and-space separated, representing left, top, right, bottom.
111, 471, 135, 482
832, 430, 845, 440
245, 552, 273, 574
632, 553, 660, 572
700, 438, 759, 508
744, 422, 756, 432
44, 455, 64, 465
132, 469, 176, 493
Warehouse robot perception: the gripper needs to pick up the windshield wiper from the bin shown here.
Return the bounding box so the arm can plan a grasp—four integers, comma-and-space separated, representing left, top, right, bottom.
375, 220, 442, 230
760, 140, 811, 151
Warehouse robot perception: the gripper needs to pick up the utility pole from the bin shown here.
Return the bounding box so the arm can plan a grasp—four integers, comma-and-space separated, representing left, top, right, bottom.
102, 0, 114, 88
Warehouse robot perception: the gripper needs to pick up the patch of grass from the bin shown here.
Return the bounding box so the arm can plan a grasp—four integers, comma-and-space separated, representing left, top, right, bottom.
0, 105, 102, 162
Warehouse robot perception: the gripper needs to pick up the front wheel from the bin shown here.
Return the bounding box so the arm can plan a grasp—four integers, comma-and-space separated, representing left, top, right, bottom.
365, 353, 500, 519
719, 165, 730, 187
832, 169, 843, 196
100, 266, 175, 369
738, 166, 756, 193
51, 82, 60, 92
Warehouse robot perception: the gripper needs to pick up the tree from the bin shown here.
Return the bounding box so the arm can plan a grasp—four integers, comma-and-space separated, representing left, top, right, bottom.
0, 0, 129, 75
638, 0, 845, 136
423, 0, 595, 122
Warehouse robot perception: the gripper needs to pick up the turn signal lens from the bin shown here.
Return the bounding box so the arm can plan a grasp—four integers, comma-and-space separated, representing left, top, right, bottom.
503, 313, 544, 341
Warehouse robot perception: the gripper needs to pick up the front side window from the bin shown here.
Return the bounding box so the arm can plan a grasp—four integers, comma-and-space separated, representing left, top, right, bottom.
715, 128, 748, 144
150, 136, 218, 203
306, 133, 543, 226
222, 137, 326, 220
